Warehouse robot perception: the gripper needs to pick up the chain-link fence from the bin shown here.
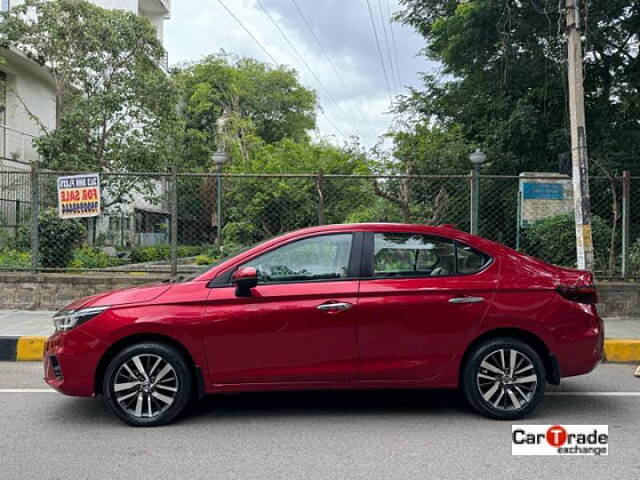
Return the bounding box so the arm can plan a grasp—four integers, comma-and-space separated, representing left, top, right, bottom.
0, 167, 637, 279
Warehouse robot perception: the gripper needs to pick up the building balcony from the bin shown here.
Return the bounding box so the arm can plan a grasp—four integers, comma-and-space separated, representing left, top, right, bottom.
139, 0, 170, 16
158, 48, 168, 71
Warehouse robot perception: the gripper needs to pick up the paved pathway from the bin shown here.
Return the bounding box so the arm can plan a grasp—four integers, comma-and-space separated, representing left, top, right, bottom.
0, 310, 55, 336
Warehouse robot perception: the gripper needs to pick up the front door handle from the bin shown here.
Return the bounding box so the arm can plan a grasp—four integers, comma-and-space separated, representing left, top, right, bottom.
317, 302, 353, 312
448, 296, 485, 304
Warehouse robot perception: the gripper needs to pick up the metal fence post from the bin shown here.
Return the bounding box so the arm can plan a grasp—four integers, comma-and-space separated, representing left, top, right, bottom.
15, 199, 21, 239
621, 170, 630, 280
170, 167, 178, 278
316, 174, 325, 225
216, 166, 223, 246
30, 162, 40, 273
470, 169, 479, 235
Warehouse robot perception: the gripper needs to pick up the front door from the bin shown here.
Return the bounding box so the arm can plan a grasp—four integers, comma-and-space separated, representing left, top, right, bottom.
357, 232, 498, 381
203, 233, 360, 385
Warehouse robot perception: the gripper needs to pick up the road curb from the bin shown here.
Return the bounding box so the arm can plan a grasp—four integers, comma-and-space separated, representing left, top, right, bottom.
0, 336, 46, 362
1, 336, 640, 363
602, 339, 640, 363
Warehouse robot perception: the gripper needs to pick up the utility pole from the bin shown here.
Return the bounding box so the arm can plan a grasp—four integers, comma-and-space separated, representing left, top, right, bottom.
565, 0, 594, 271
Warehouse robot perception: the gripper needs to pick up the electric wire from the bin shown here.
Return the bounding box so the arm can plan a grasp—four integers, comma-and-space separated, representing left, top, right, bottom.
255, 0, 365, 140
215, 0, 348, 139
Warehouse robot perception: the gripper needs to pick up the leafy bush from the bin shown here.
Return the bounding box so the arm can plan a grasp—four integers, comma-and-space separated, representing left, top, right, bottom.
522, 213, 612, 268
69, 247, 124, 269
39, 209, 86, 268
129, 244, 218, 263
222, 222, 260, 246
194, 254, 216, 266
129, 244, 172, 263
0, 249, 31, 269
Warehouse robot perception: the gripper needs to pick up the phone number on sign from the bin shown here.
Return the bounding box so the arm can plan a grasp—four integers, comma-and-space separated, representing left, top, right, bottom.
60, 202, 100, 215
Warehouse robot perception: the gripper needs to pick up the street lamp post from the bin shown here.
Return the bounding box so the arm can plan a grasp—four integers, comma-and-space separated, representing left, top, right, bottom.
469, 148, 487, 235
212, 150, 228, 246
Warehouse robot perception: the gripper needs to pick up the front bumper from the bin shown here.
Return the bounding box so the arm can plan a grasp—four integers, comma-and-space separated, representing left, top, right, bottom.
43, 329, 106, 397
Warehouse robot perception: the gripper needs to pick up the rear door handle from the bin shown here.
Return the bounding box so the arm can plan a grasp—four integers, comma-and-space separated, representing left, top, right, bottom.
317, 302, 353, 312
448, 296, 484, 304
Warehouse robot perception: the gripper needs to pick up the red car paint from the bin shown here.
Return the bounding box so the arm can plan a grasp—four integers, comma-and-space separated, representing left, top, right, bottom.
44, 223, 603, 397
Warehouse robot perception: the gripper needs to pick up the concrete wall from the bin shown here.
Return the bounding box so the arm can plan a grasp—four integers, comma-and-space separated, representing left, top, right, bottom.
596, 283, 640, 318
0, 273, 167, 311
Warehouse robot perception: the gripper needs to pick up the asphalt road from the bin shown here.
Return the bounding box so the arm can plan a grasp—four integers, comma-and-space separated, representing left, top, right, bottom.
0, 363, 639, 480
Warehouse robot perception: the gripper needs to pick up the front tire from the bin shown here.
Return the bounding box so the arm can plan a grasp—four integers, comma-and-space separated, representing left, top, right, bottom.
103, 342, 193, 427
462, 337, 545, 420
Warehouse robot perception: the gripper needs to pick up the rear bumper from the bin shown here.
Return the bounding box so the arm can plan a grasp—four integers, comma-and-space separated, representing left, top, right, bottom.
553, 314, 604, 379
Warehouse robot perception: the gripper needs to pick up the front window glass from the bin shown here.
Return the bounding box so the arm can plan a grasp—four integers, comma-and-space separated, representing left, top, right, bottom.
242, 234, 353, 283
374, 233, 455, 277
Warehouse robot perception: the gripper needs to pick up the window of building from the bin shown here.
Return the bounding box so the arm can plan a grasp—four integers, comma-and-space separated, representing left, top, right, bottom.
0, 70, 5, 158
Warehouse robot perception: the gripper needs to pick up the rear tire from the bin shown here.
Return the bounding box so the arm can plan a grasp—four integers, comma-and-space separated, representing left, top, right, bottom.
462, 337, 545, 420
103, 342, 193, 427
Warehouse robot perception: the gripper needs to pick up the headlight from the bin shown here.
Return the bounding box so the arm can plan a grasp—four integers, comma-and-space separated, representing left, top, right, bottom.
53, 306, 109, 332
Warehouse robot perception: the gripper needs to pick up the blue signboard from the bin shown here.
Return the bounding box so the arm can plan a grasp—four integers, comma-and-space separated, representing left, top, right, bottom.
521, 182, 564, 200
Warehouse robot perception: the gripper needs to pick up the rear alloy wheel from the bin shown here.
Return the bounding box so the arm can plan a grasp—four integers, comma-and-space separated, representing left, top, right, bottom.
103, 342, 193, 427
462, 338, 545, 420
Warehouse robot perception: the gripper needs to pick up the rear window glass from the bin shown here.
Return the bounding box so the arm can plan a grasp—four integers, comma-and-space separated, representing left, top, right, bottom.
456, 243, 491, 274
373, 233, 491, 277
373, 233, 456, 277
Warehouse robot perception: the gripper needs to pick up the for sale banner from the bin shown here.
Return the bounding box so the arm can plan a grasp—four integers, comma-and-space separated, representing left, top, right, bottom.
57, 174, 101, 218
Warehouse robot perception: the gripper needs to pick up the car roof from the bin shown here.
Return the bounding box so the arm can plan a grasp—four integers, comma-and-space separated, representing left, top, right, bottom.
280, 223, 474, 242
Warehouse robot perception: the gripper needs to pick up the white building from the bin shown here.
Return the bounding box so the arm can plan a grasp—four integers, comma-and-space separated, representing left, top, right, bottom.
0, 0, 171, 245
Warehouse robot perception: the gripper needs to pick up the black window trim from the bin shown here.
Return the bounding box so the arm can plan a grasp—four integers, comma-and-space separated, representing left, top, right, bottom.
208, 231, 364, 288
362, 231, 493, 280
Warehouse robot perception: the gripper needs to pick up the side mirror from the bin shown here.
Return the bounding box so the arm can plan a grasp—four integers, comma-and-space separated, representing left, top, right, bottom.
232, 267, 258, 297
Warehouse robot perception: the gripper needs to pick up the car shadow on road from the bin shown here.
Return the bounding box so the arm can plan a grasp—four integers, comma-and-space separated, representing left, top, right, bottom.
184, 388, 628, 423
49, 389, 624, 426
187, 389, 472, 420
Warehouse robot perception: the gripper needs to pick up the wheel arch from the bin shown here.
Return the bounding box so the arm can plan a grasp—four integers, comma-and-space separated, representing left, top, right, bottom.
94, 333, 204, 396
459, 328, 560, 385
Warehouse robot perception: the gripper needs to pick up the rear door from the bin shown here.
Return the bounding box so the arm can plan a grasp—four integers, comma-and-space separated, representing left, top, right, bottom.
356, 232, 498, 381
203, 232, 362, 385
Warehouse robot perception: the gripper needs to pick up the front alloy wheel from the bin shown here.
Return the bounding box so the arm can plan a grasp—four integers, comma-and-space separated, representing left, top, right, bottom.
103, 343, 192, 426
463, 338, 545, 420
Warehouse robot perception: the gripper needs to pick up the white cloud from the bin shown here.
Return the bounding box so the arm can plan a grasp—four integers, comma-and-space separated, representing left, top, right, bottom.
164, 0, 434, 148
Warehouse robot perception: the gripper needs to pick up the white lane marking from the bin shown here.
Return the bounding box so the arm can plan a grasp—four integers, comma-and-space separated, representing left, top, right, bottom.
0, 390, 639, 396
0, 389, 56, 393
547, 392, 640, 396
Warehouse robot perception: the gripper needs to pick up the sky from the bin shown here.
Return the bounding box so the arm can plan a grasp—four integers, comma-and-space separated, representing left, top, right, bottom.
164, 0, 433, 148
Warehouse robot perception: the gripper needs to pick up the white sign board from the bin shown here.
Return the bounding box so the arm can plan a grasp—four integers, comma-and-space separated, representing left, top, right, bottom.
519, 173, 573, 226
57, 174, 101, 219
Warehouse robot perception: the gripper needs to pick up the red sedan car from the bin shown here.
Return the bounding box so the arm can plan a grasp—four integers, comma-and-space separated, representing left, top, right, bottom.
44, 223, 603, 426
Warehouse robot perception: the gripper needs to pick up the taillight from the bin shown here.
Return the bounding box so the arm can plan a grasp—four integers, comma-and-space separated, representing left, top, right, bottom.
556, 285, 598, 304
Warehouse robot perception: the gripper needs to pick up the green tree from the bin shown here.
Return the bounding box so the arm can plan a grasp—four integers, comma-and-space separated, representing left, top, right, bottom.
396, 0, 640, 176
174, 54, 317, 169
177, 139, 374, 247
0, 0, 180, 181
393, 0, 640, 253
